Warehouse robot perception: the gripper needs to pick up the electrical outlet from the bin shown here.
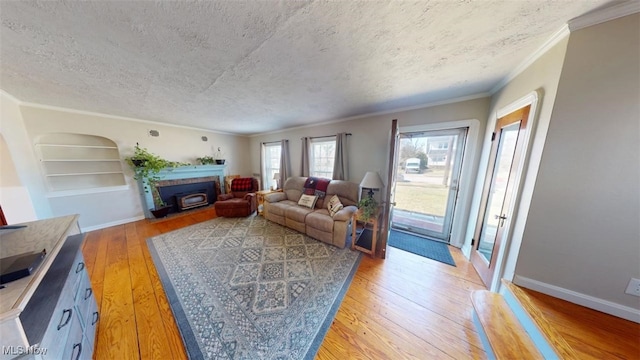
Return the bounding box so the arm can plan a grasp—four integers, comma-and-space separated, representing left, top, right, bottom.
625, 278, 640, 297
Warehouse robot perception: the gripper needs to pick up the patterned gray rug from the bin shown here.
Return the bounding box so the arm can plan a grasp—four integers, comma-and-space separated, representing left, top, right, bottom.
147, 215, 361, 359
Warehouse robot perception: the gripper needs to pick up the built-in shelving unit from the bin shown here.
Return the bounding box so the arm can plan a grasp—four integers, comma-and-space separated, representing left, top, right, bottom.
36, 134, 127, 195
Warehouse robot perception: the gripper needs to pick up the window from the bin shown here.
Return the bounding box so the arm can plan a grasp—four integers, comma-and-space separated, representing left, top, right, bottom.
262, 142, 281, 190
309, 137, 335, 179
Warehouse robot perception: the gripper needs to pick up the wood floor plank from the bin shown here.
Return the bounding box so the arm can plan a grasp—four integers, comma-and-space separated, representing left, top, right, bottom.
94, 225, 140, 359
344, 281, 485, 357
522, 288, 640, 360
126, 222, 177, 360
137, 218, 188, 360
338, 295, 456, 359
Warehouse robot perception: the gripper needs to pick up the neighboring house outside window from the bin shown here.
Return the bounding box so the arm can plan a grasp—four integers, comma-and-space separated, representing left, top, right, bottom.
262, 142, 281, 190
309, 137, 335, 179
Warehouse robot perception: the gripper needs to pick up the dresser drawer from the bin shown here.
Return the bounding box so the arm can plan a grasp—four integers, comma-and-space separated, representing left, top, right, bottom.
38, 301, 75, 359
74, 271, 94, 328
61, 310, 83, 360
68, 249, 86, 297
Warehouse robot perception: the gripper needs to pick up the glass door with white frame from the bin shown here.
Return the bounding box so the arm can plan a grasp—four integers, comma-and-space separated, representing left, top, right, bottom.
391, 128, 467, 242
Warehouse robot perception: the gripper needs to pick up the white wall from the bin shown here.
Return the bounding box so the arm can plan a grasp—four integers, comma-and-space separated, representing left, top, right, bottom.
8, 103, 251, 230
469, 34, 570, 288
250, 97, 491, 246
0, 92, 49, 221
514, 14, 640, 316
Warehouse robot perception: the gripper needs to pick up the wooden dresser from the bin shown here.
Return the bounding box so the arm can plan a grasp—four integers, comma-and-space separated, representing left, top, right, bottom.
0, 215, 98, 359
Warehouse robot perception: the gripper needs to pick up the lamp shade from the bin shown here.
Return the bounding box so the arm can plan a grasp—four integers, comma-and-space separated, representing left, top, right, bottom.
360, 171, 384, 190
273, 172, 280, 180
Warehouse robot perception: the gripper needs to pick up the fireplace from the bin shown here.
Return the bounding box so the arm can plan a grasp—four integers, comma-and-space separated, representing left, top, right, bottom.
177, 191, 208, 211
156, 178, 218, 214
136, 166, 226, 219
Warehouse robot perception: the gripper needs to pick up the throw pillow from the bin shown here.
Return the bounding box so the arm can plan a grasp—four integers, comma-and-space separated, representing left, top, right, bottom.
327, 194, 344, 217
298, 194, 318, 209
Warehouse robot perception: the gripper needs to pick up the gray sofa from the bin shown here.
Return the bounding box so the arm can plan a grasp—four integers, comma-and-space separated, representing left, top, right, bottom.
263, 177, 359, 248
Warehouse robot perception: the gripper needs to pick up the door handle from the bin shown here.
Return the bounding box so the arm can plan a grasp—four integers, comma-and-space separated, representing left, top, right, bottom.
495, 214, 507, 227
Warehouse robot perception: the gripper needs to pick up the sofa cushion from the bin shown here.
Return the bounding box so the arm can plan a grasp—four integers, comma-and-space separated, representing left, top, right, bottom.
327, 194, 344, 217
297, 194, 318, 209
283, 177, 306, 202
267, 200, 297, 217
306, 210, 334, 233
285, 205, 314, 223
326, 180, 360, 207
332, 205, 358, 222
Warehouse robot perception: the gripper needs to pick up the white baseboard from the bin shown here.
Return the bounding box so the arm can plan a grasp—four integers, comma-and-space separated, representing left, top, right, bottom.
81, 215, 145, 233
513, 275, 640, 323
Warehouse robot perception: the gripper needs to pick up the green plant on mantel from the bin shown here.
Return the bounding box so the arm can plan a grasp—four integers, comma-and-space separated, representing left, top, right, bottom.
357, 196, 378, 221
196, 155, 215, 165
124, 143, 187, 208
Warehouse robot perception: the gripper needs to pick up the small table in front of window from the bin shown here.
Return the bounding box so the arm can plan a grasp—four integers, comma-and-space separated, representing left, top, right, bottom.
351, 208, 382, 257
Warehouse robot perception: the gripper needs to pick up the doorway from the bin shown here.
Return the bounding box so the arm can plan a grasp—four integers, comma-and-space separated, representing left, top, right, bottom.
471, 105, 531, 288
391, 128, 468, 243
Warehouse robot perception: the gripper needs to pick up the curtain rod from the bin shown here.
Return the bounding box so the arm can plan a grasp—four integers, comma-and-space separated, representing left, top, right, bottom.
301, 133, 352, 140
262, 140, 286, 145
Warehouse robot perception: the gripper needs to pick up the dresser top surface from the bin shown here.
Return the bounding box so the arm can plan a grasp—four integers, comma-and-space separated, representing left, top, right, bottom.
0, 215, 79, 316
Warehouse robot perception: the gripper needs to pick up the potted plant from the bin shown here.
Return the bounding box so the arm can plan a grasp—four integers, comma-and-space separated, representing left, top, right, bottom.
214, 147, 226, 165
196, 155, 215, 165
357, 196, 378, 221
125, 143, 184, 218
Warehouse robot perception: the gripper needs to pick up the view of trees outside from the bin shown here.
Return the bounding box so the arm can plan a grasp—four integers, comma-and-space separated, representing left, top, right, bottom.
394, 135, 458, 217
310, 139, 335, 178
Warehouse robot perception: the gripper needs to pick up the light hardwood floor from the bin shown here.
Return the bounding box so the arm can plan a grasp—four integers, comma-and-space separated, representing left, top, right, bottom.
83, 207, 639, 359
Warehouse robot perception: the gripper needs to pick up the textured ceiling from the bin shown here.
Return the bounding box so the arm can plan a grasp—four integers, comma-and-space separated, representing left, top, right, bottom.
0, 1, 612, 135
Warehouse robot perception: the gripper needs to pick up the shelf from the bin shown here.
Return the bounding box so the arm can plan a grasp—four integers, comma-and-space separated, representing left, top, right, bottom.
46, 185, 130, 198
41, 159, 122, 162
46, 171, 124, 177
36, 134, 126, 192
36, 144, 118, 149
355, 228, 373, 252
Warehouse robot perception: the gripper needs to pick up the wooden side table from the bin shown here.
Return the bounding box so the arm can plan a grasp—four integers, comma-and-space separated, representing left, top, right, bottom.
351, 208, 382, 256
256, 189, 280, 216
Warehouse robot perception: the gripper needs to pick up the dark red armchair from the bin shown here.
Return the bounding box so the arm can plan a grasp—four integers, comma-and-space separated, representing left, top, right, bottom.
214, 178, 259, 217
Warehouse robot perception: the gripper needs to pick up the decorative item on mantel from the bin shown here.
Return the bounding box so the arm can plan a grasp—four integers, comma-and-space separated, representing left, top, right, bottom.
214, 147, 226, 165
357, 171, 384, 221
124, 143, 188, 218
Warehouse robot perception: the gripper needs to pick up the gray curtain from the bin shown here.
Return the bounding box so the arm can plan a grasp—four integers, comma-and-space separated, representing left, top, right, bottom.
260, 143, 265, 190
332, 132, 349, 180
300, 137, 310, 177
279, 139, 290, 189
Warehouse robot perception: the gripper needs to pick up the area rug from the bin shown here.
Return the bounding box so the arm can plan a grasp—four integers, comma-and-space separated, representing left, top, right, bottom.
388, 229, 456, 266
147, 215, 361, 359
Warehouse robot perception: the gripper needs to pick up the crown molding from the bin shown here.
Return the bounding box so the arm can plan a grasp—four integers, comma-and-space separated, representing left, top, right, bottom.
568, 0, 640, 32
490, 24, 570, 95
3, 92, 243, 137
248, 92, 491, 137
0, 89, 23, 104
